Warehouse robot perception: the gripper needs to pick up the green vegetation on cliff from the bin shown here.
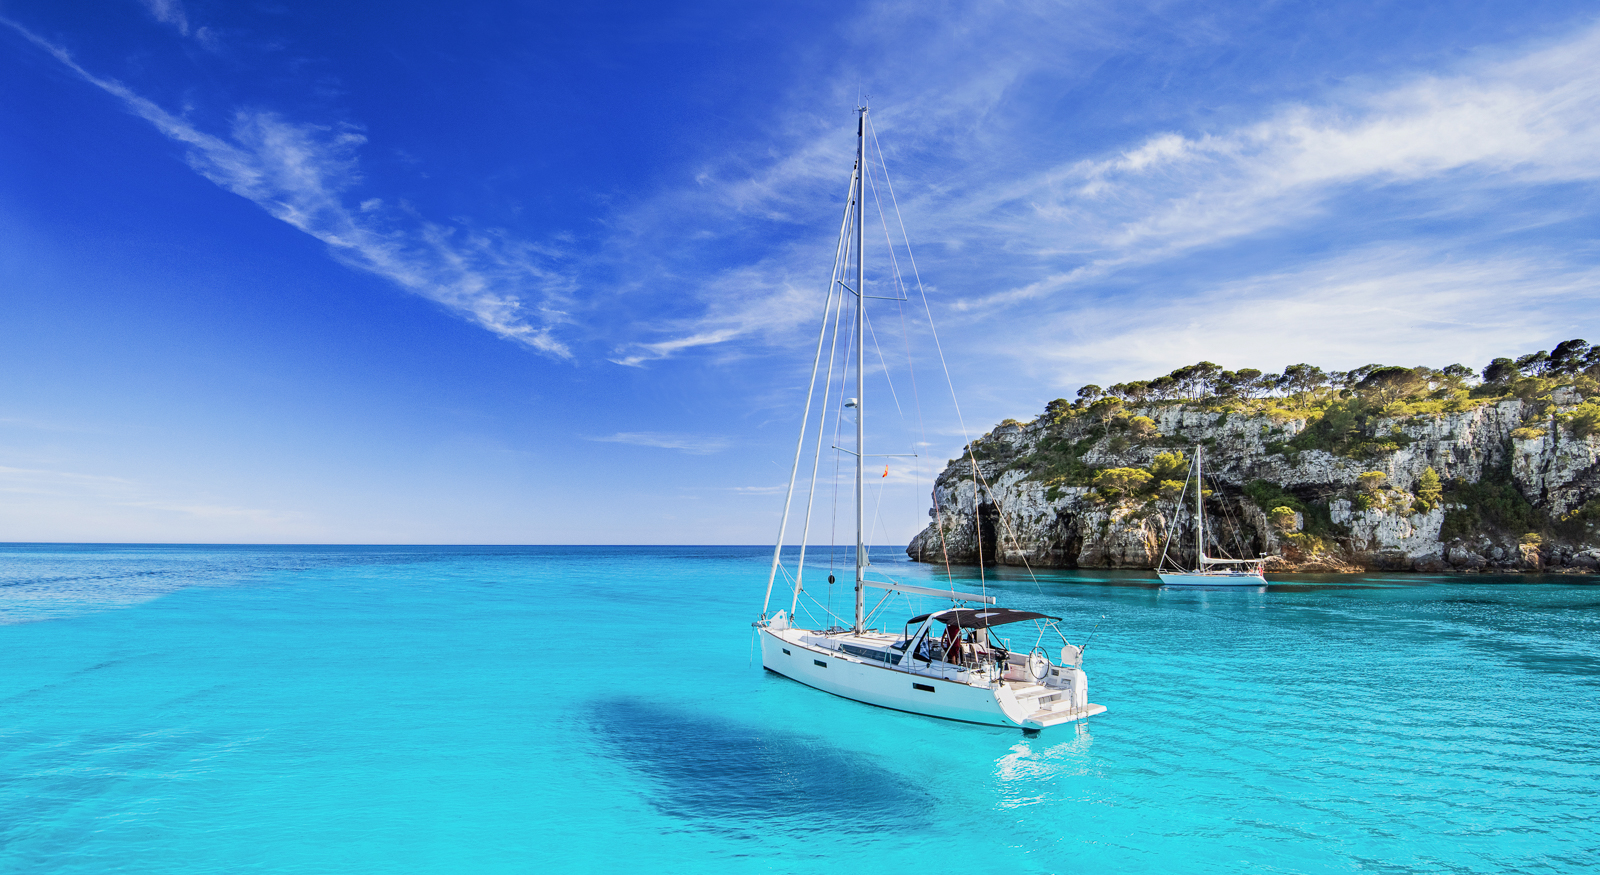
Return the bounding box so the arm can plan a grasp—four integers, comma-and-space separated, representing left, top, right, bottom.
1437, 462, 1600, 545
1011, 339, 1600, 468
1064, 339, 1599, 410
1439, 460, 1541, 541
1243, 479, 1342, 543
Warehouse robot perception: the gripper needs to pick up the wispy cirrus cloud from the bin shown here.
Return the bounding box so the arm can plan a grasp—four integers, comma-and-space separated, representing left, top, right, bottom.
138, 0, 188, 34
0, 465, 135, 494
951, 23, 1600, 309
726, 484, 788, 495
135, 0, 221, 52
609, 260, 834, 367
3, 18, 572, 356
588, 432, 731, 454
0, 464, 295, 524
605, 10, 1600, 378
0, 463, 304, 547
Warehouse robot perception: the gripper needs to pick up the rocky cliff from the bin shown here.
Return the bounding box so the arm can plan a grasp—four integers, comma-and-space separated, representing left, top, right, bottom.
907, 387, 1600, 574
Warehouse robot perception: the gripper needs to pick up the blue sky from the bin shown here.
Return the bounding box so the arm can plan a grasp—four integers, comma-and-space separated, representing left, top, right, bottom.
1, 1, 1597, 544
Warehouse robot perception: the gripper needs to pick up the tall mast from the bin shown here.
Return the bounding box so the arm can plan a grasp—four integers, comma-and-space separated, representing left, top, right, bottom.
1194, 445, 1204, 570
853, 106, 867, 635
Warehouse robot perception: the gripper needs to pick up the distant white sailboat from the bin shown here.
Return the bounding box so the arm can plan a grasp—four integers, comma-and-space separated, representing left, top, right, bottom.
753, 107, 1105, 731
1155, 445, 1269, 586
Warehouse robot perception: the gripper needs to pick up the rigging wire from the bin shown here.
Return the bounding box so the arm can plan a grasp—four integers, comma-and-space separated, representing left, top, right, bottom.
827, 284, 861, 625
869, 134, 1011, 601
795, 583, 849, 630
863, 589, 895, 626
1207, 464, 1257, 561
866, 116, 990, 604
762, 163, 859, 617
861, 308, 905, 418
759, 280, 837, 617
867, 117, 1050, 599
1156, 457, 1191, 572
823, 179, 863, 613
860, 157, 917, 578
792, 243, 852, 616
791, 165, 859, 613
867, 461, 893, 563
863, 120, 969, 598
860, 167, 909, 420
963, 458, 1047, 595
862, 126, 936, 602
855, 134, 941, 618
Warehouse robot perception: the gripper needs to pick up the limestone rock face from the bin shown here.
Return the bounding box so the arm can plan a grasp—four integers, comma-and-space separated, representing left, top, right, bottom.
907, 397, 1600, 573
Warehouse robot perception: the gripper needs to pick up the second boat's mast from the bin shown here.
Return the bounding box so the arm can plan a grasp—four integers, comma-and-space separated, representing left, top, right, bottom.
853, 107, 867, 635
1194, 445, 1204, 570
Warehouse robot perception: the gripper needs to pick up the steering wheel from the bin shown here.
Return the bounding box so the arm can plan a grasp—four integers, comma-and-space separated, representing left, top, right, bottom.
1027, 647, 1050, 681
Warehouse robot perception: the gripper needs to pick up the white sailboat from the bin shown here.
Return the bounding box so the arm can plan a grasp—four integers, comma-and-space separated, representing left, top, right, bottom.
753, 107, 1105, 732
1155, 445, 1268, 586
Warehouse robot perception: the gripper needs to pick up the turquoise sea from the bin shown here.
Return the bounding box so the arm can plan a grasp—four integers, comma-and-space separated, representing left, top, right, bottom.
1, 544, 1596, 873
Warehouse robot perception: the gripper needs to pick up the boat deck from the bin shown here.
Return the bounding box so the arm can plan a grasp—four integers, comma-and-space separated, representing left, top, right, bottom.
775, 626, 1106, 729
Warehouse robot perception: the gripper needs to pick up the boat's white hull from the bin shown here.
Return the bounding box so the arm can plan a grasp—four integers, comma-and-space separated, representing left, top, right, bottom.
1157, 571, 1266, 587
758, 626, 1103, 730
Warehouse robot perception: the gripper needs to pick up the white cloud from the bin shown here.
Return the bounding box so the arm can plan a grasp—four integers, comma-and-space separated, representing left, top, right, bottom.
1016, 245, 1600, 383
611, 327, 744, 368
13, 6, 1600, 381
604, 13, 1600, 371
957, 23, 1600, 308
136, 1, 223, 51
0, 465, 135, 495
0, 465, 294, 526
609, 260, 832, 367
588, 432, 731, 454
2, 19, 573, 357
139, 0, 188, 35
726, 485, 789, 495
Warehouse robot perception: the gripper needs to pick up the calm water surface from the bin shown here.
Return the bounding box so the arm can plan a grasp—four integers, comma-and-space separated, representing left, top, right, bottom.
1, 544, 1596, 873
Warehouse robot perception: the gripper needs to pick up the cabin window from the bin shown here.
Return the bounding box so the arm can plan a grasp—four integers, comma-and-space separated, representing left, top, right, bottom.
814, 660, 828, 668
840, 643, 904, 666
913, 683, 935, 693
782, 648, 791, 655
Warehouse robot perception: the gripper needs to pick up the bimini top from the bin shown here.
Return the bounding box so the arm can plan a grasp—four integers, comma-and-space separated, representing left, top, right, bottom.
908, 607, 1059, 629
